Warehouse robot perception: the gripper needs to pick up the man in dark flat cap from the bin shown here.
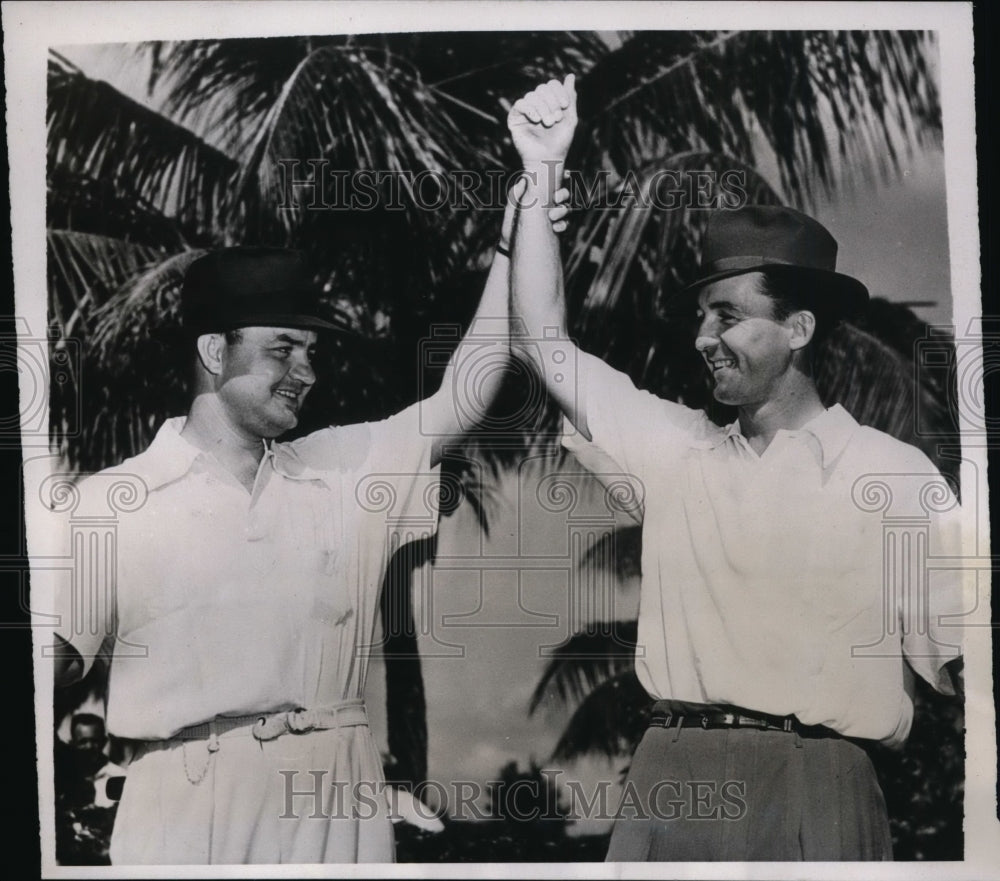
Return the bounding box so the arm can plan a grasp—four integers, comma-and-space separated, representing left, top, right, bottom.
507, 76, 964, 861
50, 187, 569, 864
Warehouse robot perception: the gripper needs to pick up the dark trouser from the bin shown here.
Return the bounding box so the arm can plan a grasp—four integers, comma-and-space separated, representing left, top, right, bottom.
606, 713, 893, 861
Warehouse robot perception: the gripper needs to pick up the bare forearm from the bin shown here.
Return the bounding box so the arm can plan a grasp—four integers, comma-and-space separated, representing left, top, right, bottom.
425, 247, 510, 459
512, 160, 566, 339
423, 164, 571, 458
439, 248, 510, 417
511, 162, 579, 424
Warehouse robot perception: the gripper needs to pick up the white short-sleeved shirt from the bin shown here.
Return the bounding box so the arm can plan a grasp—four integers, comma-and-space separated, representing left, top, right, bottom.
54, 403, 439, 741
563, 351, 964, 745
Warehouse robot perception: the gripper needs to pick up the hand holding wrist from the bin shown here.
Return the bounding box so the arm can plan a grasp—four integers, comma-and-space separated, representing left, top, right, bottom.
520, 160, 564, 204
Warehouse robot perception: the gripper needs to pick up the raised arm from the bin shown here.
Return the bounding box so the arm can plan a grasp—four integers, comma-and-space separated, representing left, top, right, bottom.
507, 75, 589, 436
421, 173, 570, 465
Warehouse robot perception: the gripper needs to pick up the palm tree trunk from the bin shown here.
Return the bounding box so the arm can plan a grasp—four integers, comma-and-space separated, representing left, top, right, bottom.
379, 535, 435, 789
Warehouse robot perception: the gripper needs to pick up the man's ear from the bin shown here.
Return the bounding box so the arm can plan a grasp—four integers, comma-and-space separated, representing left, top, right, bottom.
195, 333, 227, 376
787, 309, 816, 351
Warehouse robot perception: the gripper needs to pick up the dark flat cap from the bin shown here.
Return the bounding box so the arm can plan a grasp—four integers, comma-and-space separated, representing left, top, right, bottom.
181, 247, 347, 336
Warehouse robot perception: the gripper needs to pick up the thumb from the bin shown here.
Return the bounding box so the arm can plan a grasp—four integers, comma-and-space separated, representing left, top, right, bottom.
564, 73, 576, 97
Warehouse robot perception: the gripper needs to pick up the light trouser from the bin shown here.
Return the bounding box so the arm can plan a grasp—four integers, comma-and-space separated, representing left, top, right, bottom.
110, 702, 394, 864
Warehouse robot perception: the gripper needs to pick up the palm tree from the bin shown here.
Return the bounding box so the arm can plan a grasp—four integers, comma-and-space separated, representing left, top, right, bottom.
47, 28, 947, 806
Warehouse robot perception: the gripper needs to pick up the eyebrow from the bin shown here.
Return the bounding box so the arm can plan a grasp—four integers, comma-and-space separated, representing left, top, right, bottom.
697, 298, 743, 313
270, 333, 313, 346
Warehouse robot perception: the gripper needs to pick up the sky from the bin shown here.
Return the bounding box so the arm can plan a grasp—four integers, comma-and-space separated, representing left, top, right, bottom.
812, 145, 952, 329
54, 36, 960, 830
364, 463, 639, 830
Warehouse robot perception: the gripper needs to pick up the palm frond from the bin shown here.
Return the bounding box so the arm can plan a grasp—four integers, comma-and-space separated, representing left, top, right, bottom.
47, 230, 167, 338
234, 43, 485, 237
578, 523, 643, 581
141, 38, 320, 152
529, 619, 637, 714
89, 250, 202, 356
437, 450, 505, 535
549, 671, 651, 762
816, 309, 959, 488
48, 51, 240, 238
400, 30, 607, 157
47, 232, 179, 465
568, 153, 781, 335
62, 250, 202, 470
47, 168, 189, 251
575, 31, 940, 204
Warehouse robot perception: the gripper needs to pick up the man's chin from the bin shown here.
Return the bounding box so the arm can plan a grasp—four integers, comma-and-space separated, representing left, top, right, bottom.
712, 385, 737, 406
261, 412, 298, 438
272, 399, 303, 426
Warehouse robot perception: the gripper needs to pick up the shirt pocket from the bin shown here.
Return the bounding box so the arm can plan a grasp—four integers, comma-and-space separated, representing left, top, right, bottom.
278, 475, 354, 626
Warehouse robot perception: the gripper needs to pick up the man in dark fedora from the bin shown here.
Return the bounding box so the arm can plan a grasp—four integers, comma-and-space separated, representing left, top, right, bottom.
507, 77, 963, 860
50, 183, 571, 864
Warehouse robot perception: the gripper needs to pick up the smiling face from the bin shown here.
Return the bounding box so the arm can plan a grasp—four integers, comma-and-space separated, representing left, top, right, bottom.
215, 326, 318, 438
694, 273, 803, 408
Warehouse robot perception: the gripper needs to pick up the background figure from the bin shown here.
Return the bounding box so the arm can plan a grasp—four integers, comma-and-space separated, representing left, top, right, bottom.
54, 714, 126, 865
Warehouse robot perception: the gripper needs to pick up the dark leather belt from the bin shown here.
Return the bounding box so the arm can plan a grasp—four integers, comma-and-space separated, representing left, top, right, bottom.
648, 701, 839, 739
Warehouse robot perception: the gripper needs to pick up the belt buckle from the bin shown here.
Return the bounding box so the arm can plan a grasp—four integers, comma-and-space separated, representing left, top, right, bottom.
286, 708, 317, 734
651, 712, 673, 729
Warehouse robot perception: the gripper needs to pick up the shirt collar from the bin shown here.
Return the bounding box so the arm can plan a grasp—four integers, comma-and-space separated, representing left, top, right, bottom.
799, 404, 858, 467
132, 418, 327, 490
131, 416, 204, 490
715, 403, 858, 467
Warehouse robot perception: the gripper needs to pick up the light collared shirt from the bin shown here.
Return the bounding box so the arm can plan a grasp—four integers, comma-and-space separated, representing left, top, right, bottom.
54, 404, 438, 740
563, 351, 964, 745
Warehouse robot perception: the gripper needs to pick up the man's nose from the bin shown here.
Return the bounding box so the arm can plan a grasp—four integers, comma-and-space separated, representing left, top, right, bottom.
291, 358, 316, 386
695, 324, 719, 353
694, 314, 721, 352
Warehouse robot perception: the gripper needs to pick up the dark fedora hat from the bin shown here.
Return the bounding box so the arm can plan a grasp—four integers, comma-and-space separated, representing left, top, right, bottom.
685, 205, 869, 317
181, 247, 349, 337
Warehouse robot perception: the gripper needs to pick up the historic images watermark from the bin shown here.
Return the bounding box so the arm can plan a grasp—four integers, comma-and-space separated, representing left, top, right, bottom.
357, 462, 644, 660
2, 317, 80, 447
274, 162, 750, 213
914, 320, 997, 438
34, 467, 152, 663
278, 770, 749, 823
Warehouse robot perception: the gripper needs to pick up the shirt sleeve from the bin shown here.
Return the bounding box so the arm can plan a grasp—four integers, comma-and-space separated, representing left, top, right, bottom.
879, 444, 967, 694
561, 349, 709, 505
362, 401, 441, 540
45, 475, 117, 679
902, 487, 966, 694
292, 403, 440, 540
